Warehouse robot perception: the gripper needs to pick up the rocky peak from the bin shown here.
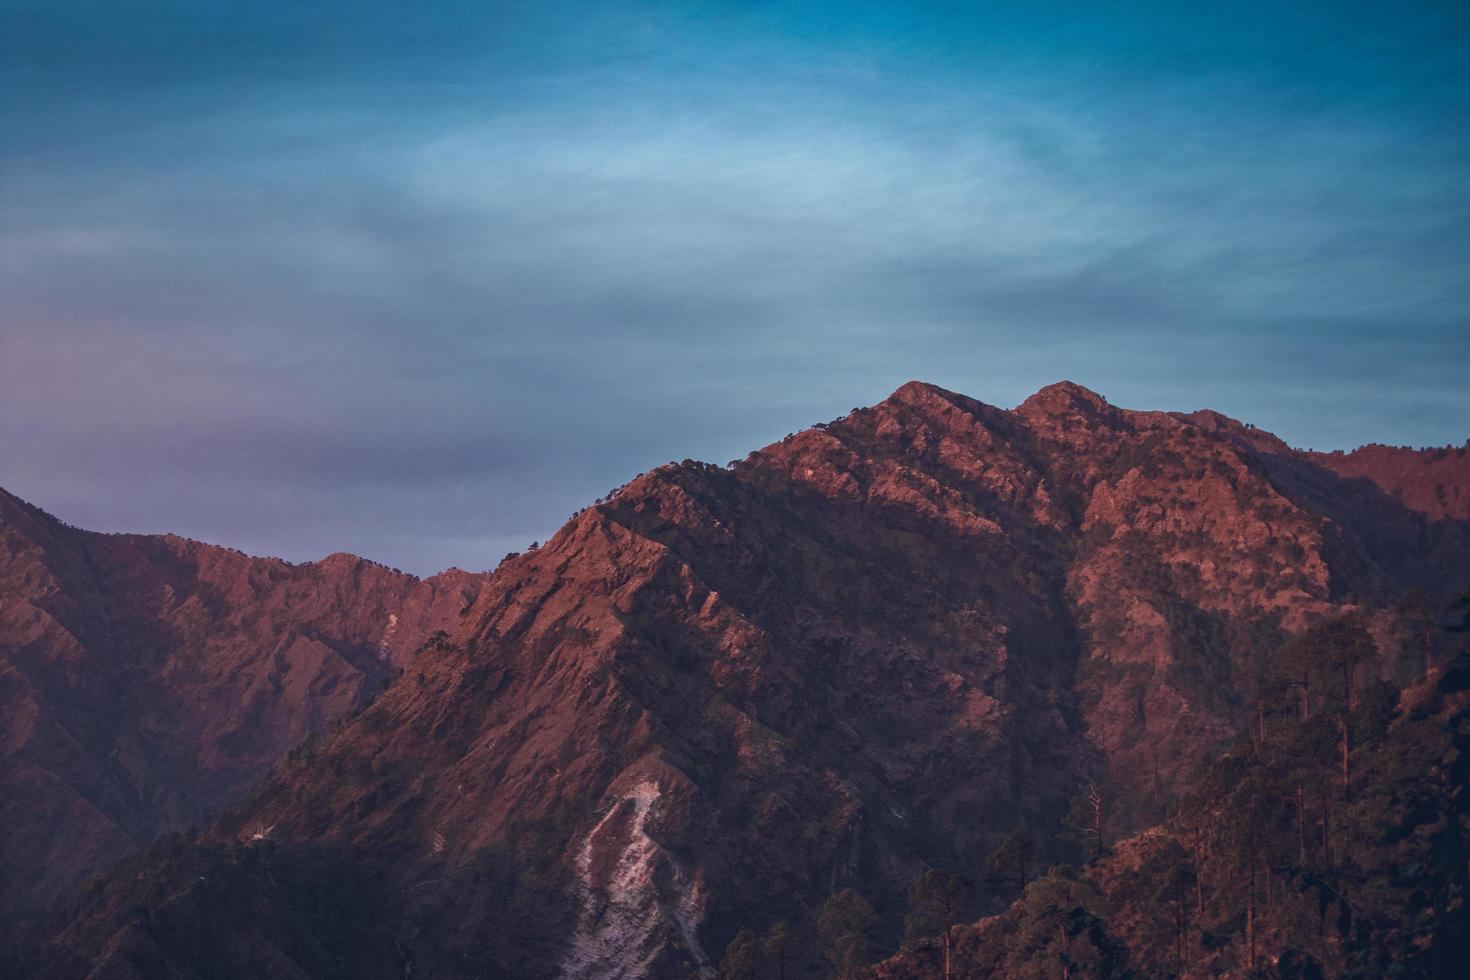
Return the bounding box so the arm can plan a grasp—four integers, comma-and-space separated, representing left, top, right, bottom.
1176, 407, 1294, 457
1023, 379, 1111, 423
882, 379, 966, 410
881, 379, 1005, 421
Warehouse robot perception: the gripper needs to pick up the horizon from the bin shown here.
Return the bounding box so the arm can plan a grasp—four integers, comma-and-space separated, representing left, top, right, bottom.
3, 2, 1468, 574
5, 376, 1465, 577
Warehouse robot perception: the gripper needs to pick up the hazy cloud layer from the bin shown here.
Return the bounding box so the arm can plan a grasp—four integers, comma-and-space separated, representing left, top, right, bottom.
3, 2, 1467, 573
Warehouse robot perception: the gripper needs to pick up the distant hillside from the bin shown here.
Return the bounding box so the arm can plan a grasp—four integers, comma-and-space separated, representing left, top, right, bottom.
0, 489, 486, 921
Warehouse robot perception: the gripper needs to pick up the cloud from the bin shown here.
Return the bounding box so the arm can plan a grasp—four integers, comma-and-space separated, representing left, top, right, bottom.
2, 2, 1467, 572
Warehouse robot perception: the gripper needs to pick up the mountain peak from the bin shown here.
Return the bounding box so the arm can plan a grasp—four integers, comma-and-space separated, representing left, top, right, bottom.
1023, 379, 1108, 410
883, 379, 963, 407
875, 381, 1000, 424
1015, 380, 1113, 423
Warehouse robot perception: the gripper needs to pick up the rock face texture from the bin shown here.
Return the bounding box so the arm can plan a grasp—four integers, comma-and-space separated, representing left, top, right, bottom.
6, 382, 1467, 978
0, 489, 486, 921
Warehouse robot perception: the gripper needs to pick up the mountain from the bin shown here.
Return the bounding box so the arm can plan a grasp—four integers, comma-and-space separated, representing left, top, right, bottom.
6, 381, 1467, 978
0, 489, 487, 922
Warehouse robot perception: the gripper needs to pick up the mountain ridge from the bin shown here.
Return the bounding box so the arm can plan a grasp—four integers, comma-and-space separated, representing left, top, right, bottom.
4, 380, 1467, 978
0, 489, 489, 921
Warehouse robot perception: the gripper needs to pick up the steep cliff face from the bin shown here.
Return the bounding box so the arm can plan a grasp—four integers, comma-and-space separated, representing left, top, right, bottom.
11, 382, 1468, 979
0, 490, 486, 920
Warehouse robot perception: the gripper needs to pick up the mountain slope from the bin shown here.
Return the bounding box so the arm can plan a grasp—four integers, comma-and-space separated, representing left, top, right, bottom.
873, 647, 1470, 979
0, 490, 487, 922
11, 382, 1469, 978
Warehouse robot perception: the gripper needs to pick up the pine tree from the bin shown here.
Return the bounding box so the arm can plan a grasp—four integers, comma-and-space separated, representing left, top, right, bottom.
905, 869, 976, 980
759, 921, 794, 980
1139, 840, 1195, 974
984, 828, 1036, 899
818, 890, 878, 980
717, 928, 759, 980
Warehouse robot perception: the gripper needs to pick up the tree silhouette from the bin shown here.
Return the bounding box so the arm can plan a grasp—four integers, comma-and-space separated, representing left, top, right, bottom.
818, 889, 878, 980
1005, 868, 1124, 979
985, 828, 1036, 898
717, 927, 759, 980
906, 869, 976, 980
760, 921, 795, 980
1140, 840, 1196, 974
1063, 779, 1106, 861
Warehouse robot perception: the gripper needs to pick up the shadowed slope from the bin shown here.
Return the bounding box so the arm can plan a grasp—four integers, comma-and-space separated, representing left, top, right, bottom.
0, 490, 487, 922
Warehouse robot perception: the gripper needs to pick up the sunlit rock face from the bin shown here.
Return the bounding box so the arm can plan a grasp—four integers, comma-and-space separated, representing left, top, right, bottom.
11, 383, 1468, 978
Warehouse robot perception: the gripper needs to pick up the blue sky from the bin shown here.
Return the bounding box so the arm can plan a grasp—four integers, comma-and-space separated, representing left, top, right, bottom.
2, 1, 1467, 573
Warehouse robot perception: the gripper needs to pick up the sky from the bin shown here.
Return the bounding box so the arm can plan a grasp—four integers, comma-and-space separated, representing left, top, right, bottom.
2, 1, 1467, 575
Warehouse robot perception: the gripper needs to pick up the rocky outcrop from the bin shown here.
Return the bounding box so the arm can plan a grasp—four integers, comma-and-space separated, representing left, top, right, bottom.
561, 776, 710, 979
